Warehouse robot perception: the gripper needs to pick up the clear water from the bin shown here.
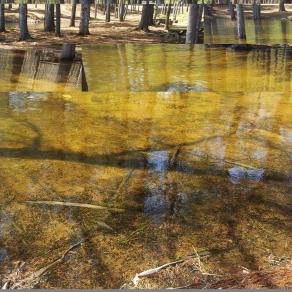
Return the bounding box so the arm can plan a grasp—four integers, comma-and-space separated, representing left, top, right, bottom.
0, 90, 291, 288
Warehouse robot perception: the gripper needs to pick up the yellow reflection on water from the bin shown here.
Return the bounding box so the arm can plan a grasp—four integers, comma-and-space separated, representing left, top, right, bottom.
82, 44, 292, 92
0, 91, 291, 288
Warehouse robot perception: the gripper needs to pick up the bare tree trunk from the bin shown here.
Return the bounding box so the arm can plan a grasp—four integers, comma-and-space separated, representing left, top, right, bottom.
229, 1, 236, 20
79, 0, 91, 35
164, 2, 171, 30
19, 4, 31, 41
138, 0, 153, 31
185, 3, 203, 44
106, 0, 111, 22
148, 3, 154, 25
70, 0, 77, 27
252, 0, 261, 20
236, 3, 246, 39
279, 0, 286, 12
44, 4, 55, 32
0, 4, 6, 32
55, 4, 61, 36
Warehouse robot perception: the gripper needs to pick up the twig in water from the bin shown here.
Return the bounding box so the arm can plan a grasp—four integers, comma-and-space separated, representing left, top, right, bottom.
23, 200, 125, 213
114, 168, 135, 200
1, 281, 10, 290
11, 238, 88, 289
122, 253, 209, 288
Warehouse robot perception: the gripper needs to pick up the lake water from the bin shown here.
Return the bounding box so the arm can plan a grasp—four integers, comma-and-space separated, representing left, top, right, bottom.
0, 90, 291, 288
0, 40, 291, 288
82, 44, 292, 92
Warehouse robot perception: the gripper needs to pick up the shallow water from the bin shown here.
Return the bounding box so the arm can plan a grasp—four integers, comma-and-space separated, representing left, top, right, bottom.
204, 18, 292, 45
82, 44, 292, 92
0, 91, 291, 288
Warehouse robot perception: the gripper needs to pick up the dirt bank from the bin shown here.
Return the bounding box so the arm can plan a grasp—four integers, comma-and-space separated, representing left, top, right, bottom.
0, 5, 167, 48
1, 4, 291, 48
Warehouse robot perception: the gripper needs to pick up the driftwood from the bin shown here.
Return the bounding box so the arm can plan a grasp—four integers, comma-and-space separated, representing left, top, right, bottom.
121, 251, 211, 288
23, 200, 125, 213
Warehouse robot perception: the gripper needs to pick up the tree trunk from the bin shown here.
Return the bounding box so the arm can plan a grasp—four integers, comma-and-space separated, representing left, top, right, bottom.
148, 4, 154, 25
164, 3, 171, 30
70, 0, 77, 27
252, 0, 261, 20
185, 3, 203, 44
44, 4, 55, 32
279, 0, 285, 12
55, 4, 61, 36
19, 4, 31, 41
119, 0, 125, 21
236, 4, 246, 39
229, 1, 236, 20
138, 0, 153, 31
60, 43, 76, 60
106, 0, 111, 22
79, 0, 90, 35
0, 4, 6, 32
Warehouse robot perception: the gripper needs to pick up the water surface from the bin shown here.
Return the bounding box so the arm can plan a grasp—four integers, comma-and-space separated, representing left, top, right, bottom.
0, 91, 291, 288
82, 44, 292, 92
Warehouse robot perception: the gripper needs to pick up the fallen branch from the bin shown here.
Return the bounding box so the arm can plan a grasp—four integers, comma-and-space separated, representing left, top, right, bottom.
121, 251, 211, 288
23, 200, 125, 213
11, 238, 88, 289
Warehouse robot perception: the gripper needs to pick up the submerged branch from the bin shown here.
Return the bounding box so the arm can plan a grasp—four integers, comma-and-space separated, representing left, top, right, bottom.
23, 200, 125, 213
121, 251, 211, 288
11, 238, 88, 289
